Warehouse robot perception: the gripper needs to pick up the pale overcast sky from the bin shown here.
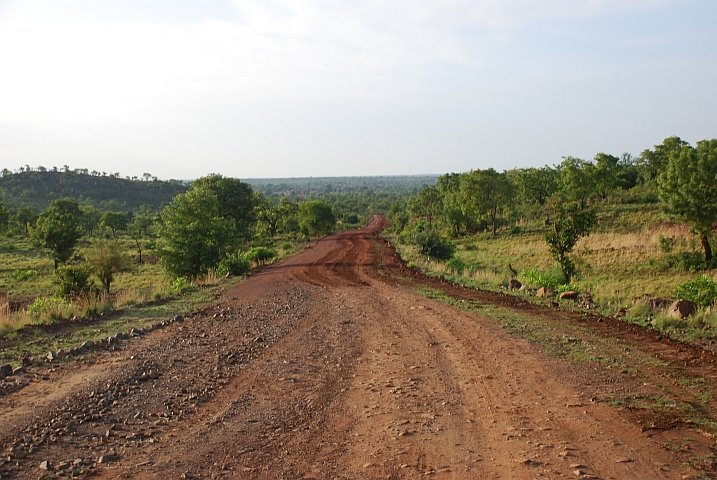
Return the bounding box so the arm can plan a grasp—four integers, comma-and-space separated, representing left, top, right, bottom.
0, 1, 715, 179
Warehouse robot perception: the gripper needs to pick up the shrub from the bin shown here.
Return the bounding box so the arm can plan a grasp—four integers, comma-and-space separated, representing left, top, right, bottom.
172, 277, 193, 294
670, 251, 708, 272
245, 247, 276, 265
676, 275, 717, 309
445, 257, 466, 274
658, 235, 675, 254
217, 253, 251, 276
54, 265, 94, 299
519, 268, 565, 288
12, 269, 38, 281
27, 297, 69, 320
280, 242, 293, 250
409, 228, 455, 260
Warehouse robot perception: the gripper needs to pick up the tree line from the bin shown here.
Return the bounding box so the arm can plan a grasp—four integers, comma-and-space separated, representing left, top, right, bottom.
389, 136, 717, 283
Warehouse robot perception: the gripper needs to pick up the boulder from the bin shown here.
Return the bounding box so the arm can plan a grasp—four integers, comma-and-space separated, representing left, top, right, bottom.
0, 364, 13, 379
46, 351, 58, 362
559, 291, 579, 300
668, 299, 697, 319
508, 279, 522, 291
536, 287, 555, 298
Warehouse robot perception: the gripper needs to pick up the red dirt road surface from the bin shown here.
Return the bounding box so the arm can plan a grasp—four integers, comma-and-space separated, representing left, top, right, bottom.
1, 214, 714, 479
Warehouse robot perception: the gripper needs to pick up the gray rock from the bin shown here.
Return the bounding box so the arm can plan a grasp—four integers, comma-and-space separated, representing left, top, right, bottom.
46, 351, 58, 362
148, 369, 159, 379
39, 460, 51, 470
130, 328, 142, 337
98, 453, 119, 464
80, 340, 94, 349
12, 366, 24, 375
508, 279, 522, 291
173, 315, 184, 322
20, 356, 34, 367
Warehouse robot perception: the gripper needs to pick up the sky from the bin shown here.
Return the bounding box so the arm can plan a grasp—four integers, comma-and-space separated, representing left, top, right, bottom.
0, 1, 715, 180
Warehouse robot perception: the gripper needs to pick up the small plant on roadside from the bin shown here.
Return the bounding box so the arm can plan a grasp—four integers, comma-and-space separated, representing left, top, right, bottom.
520, 268, 564, 288
217, 252, 251, 276
245, 247, 276, 265
445, 257, 466, 274
54, 265, 94, 299
676, 275, 717, 309
171, 277, 193, 294
544, 201, 596, 284
409, 227, 455, 260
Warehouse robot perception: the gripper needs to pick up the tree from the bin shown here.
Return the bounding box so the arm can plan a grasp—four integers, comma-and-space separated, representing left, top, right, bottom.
545, 201, 596, 284
593, 153, 621, 201
0, 199, 9, 234
658, 139, 717, 264
638, 136, 689, 183
254, 195, 298, 238
129, 213, 154, 263
79, 205, 102, 236
191, 175, 256, 239
157, 187, 237, 279
298, 200, 336, 236
407, 186, 443, 226
86, 240, 132, 294
460, 168, 513, 236
511, 167, 557, 206
557, 157, 596, 209
14, 207, 37, 235
30, 199, 83, 269
100, 211, 129, 236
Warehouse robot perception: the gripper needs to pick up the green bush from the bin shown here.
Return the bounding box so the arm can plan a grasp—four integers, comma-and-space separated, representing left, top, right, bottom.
519, 268, 565, 288
409, 228, 455, 260
28, 297, 67, 316
670, 251, 708, 272
280, 242, 293, 250
245, 247, 276, 265
217, 253, 251, 276
172, 277, 193, 294
676, 275, 717, 309
12, 269, 38, 281
54, 265, 94, 299
445, 257, 466, 273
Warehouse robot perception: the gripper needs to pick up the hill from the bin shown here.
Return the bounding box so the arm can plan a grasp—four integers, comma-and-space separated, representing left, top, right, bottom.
0, 168, 188, 212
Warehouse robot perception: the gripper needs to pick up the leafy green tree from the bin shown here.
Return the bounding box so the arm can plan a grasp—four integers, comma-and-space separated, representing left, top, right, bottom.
54, 265, 94, 299
407, 186, 443, 226
85, 240, 132, 294
460, 168, 513, 236
638, 136, 689, 183
298, 200, 336, 236
557, 157, 596, 209
0, 199, 9, 234
593, 153, 621, 201
387, 200, 409, 233
511, 167, 557, 207
100, 211, 129, 237
545, 201, 596, 284
31, 199, 83, 269
254, 195, 298, 238
191, 174, 256, 239
14, 207, 37, 235
129, 213, 154, 263
79, 205, 102, 236
658, 139, 717, 264
157, 187, 236, 279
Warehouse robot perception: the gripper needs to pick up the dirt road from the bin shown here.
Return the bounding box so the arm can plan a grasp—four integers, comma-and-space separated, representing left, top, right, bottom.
1, 215, 713, 479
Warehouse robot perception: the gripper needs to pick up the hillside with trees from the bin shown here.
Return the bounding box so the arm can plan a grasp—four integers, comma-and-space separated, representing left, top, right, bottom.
0, 167, 188, 212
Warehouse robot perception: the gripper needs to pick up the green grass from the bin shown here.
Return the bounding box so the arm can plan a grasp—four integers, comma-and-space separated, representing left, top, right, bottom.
0, 232, 310, 340
394, 203, 717, 341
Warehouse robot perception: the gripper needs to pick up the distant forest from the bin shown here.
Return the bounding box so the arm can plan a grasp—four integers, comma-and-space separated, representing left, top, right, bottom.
0, 167, 189, 212
246, 175, 438, 199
